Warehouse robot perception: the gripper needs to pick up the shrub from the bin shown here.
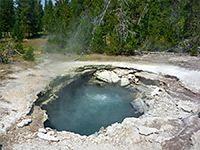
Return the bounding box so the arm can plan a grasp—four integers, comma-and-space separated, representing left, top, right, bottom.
0, 47, 9, 64
11, 22, 24, 42
23, 46, 35, 61
0, 30, 2, 39
190, 45, 199, 56
105, 44, 120, 55
14, 43, 24, 54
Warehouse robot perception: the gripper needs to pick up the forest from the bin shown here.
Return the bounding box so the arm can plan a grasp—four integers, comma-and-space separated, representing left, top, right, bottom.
0, 0, 200, 63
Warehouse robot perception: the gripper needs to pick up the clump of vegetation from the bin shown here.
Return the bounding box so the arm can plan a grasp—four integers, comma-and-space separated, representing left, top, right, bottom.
190, 45, 199, 56
14, 43, 24, 54
0, 47, 9, 63
23, 46, 35, 61
11, 22, 24, 42
0, 42, 15, 64
0, 41, 35, 63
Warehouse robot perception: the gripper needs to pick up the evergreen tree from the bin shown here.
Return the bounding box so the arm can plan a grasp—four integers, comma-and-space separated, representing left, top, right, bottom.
54, 0, 71, 33
16, 0, 43, 37
32, 0, 44, 34
11, 22, 24, 42
43, 0, 200, 55
0, 8, 4, 38
43, 0, 55, 33
90, 25, 106, 54
0, 0, 15, 36
23, 46, 35, 61
70, 0, 85, 19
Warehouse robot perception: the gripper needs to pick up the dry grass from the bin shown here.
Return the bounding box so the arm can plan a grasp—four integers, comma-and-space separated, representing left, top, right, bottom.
0, 64, 15, 80
79, 54, 141, 62
0, 35, 47, 52
23, 38, 47, 52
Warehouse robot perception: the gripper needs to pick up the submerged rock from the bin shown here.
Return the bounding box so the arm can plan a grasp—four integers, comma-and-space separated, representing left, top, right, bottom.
131, 97, 147, 113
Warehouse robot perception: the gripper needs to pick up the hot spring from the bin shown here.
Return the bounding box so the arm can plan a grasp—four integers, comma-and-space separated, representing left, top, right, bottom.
37, 66, 145, 136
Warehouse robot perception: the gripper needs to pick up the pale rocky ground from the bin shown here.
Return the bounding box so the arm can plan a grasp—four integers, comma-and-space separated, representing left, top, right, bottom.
0, 54, 200, 150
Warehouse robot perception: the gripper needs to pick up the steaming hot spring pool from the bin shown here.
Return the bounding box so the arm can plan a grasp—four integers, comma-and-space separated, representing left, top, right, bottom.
41, 76, 142, 136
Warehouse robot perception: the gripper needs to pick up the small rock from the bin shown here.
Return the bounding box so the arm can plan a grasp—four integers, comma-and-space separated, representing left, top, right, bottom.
151, 87, 162, 97
95, 70, 112, 83
177, 101, 197, 113
120, 77, 130, 86
128, 74, 135, 80
128, 74, 139, 83
181, 105, 193, 113
47, 131, 55, 136
110, 71, 120, 83
38, 128, 47, 134
135, 78, 139, 83
37, 132, 59, 142
17, 119, 32, 128
95, 70, 120, 83
138, 126, 159, 136
113, 69, 134, 77
46, 127, 51, 131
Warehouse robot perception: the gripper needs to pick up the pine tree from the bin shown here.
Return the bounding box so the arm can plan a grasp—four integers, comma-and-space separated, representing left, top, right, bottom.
11, 21, 24, 42
16, 0, 43, 37
43, 0, 55, 33
70, 0, 85, 19
32, 0, 44, 34
23, 46, 35, 61
0, 0, 15, 36
54, 0, 71, 33
0, 6, 4, 38
43, 0, 200, 55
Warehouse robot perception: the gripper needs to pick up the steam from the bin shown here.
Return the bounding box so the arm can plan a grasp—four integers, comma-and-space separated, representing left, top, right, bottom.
45, 15, 93, 55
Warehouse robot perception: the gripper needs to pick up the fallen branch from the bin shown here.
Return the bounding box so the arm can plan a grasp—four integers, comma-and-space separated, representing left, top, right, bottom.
74, 52, 84, 61
14, 49, 23, 56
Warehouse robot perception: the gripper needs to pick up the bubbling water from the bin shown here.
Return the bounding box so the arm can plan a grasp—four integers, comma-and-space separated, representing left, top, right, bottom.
43, 80, 142, 135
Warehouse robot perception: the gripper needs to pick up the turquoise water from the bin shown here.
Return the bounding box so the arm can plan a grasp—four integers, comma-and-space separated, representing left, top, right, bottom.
44, 81, 141, 135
